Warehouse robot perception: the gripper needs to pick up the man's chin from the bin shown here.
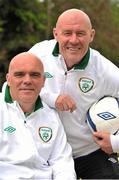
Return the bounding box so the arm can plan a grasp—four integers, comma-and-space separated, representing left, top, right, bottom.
19, 95, 35, 102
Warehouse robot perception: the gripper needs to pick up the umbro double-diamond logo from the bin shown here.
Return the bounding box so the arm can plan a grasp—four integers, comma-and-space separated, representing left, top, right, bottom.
4, 126, 16, 133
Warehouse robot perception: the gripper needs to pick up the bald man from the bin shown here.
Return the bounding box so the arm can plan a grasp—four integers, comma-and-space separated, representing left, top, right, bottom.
0, 52, 76, 179
29, 9, 119, 178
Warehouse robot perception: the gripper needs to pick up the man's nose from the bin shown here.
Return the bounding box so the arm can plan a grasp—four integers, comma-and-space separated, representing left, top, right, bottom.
23, 74, 31, 83
70, 33, 79, 43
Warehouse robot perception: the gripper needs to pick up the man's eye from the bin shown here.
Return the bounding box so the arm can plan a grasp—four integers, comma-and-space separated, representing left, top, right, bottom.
14, 72, 24, 77
63, 32, 71, 36
13, 72, 42, 78
77, 32, 86, 36
30, 73, 42, 77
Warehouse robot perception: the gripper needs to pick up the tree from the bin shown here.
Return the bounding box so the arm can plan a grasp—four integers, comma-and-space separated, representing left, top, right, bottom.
0, 0, 47, 61
0, 0, 47, 88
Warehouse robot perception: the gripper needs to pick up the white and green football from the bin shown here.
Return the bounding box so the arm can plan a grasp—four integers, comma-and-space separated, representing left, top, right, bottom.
87, 96, 119, 134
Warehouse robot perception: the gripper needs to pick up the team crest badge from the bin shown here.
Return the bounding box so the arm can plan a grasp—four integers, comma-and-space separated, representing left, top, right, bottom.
79, 77, 94, 93
39, 127, 52, 142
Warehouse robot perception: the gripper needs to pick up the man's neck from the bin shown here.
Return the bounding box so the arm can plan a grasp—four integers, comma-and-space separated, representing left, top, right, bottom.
19, 102, 35, 113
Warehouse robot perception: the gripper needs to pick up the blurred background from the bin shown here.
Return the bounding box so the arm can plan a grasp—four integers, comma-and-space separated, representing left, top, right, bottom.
0, 0, 119, 90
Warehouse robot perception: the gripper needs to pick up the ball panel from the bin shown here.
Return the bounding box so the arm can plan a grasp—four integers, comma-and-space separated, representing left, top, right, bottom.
86, 96, 119, 134
87, 110, 97, 132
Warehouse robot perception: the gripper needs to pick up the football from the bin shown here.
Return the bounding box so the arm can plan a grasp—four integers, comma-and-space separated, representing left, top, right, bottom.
86, 96, 119, 134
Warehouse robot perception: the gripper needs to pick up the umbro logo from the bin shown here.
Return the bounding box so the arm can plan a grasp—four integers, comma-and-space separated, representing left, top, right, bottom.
97, 112, 116, 120
44, 72, 53, 78
4, 126, 16, 133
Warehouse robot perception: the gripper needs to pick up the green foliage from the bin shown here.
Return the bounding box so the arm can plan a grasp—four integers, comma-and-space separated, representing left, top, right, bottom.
0, 0, 47, 49
0, 0, 48, 88
0, 19, 4, 32
111, 3, 119, 28
0, 0, 119, 90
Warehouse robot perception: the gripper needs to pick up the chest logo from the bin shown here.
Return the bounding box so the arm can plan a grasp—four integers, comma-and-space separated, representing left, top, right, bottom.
79, 77, 94, 93
44, 72, 53, 78
39, 127, 52, 142
4, 126, 16, 133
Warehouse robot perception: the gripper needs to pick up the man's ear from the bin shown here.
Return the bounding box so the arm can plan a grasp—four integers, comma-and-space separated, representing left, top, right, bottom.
90, 29, 95, 43
42, 75, 46, 88
53, 27, 58, 40
6, 73, 10, 86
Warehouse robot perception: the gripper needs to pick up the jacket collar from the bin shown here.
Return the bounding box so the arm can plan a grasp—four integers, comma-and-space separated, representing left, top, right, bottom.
4, 85, 43, 111
52, 41, 59, 57
52, 41, 90, 69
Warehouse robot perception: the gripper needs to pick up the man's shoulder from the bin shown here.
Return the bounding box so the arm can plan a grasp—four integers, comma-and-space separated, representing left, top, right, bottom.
90, 48, 110, 63
90, 48, 101, 57
38, 39, 56, 45
40, 101, 60, 123
89, 48, 118, 71
28, 39, 56, 58
0, 82, 7, 101
29, 39, 56, 51
41, 101, 57, 115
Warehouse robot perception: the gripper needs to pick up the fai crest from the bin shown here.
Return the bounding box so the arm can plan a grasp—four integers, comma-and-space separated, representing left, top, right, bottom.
79, 77, 94, 93
39, 127, 52, 142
